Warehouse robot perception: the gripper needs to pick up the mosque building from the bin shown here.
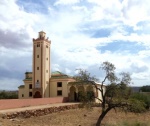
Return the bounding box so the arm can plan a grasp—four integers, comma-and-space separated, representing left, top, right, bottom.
18, 31, 105, 102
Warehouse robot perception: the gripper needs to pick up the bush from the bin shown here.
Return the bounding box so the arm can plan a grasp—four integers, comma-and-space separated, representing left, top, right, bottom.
128, 99, 146, 113
140, 85, 150, 92
0, 91, 18, 99
130, 93, 150, 109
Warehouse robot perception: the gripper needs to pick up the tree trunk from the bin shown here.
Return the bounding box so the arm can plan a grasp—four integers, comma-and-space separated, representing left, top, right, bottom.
96, 107, 112, 126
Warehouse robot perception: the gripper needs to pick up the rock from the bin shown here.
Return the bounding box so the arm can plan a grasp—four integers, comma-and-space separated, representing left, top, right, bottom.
3, 104, 79, 119
84, 114, 87, 117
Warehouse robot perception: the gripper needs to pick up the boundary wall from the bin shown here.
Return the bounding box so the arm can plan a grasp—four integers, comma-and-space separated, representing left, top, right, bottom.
0, 97, 68, 110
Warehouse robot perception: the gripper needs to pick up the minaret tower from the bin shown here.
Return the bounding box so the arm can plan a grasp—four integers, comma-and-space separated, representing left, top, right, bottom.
32, 31, 51, 98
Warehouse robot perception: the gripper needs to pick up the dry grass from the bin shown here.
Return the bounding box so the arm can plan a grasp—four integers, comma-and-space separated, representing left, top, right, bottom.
0, 107, 149, 126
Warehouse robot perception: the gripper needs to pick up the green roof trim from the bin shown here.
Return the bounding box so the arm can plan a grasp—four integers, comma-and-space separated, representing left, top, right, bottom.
51, 71, 66, 75
23, 78, 32, 81
68, 81, 94, 85
25, 72, 32, 74
18, 85, 24, 88
51, 76, 71, 79
51, 71, 72, 79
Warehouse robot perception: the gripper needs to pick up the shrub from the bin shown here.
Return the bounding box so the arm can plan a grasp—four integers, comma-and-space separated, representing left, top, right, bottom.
0, 91, 18, 99
128, 99, 146, 113
130, 93, 150, 110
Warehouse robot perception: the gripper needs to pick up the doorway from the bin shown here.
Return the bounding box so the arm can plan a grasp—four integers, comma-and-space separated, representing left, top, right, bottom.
34, 91, 42, 98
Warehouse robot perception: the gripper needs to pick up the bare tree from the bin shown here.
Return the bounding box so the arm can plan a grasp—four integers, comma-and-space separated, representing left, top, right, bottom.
74, 61, 137, 126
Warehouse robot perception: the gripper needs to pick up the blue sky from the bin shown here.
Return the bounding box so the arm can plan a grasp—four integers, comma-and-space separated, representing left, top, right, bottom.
0, 0, 150, 90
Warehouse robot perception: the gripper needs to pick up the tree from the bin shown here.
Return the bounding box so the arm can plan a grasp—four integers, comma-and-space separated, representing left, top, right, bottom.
0, 91, 18, 99
130, 92, 150, 110
140, 85, 150, 92
74, 61, 146, 126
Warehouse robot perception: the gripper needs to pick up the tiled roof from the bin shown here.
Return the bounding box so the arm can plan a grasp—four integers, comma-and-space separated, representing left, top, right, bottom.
51, 71, 72, 79
23, 71, 72, 80
23, 78, 32, 81
39, 31, 46, 33
25, 72, 32, 74
51, 71, 66, 75
18, 85, 24, 88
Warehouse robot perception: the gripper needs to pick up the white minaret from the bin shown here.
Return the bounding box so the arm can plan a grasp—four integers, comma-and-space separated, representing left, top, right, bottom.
32, 31, 51, 98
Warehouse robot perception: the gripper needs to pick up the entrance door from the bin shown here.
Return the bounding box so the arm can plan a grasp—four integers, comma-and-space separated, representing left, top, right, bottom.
70, 86, 76, 101
34, 91, 42, 98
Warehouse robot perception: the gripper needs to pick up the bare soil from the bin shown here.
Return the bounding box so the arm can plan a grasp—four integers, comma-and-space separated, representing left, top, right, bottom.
0, 107, 150, 126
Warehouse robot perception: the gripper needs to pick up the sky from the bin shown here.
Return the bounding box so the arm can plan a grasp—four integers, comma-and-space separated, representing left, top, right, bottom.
0, 0, 150, 90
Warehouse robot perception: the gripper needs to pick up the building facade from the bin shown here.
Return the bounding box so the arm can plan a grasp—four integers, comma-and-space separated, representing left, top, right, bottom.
18, 31, 105, 102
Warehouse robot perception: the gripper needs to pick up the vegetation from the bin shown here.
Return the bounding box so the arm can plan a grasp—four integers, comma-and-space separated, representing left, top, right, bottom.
0, 90, 18, 99
74, 61, 148, 126
130, 92, 150, 110
140, 85, 150, 92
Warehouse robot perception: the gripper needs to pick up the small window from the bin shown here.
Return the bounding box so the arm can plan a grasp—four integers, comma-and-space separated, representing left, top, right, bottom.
22, 94, 24, 97
37, 67, 39, 70
29, 92, 32, 97
37, 55, 39, 58
37, 44, 40, 47
46, 70, 48, 73
29, 84, 32, 89
46, 45, 48, 48
57, 82, 62, 87
46, 58, 48, 60
57, 90, 62, 96
37, 80, 39, 82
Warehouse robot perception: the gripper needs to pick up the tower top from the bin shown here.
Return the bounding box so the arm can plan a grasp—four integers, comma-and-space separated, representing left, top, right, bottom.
39, 31, 46, 39
33, 31, 51, 43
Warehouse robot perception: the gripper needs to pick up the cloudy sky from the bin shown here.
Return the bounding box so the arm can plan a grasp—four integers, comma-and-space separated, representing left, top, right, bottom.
0, 0, 150, 90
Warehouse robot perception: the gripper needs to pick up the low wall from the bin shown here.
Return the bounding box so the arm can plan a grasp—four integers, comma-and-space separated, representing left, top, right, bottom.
2, 104, 79, 119
0, 97, 68, 110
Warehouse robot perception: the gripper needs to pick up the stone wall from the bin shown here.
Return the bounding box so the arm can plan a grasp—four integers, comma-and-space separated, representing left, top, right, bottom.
2, 104, 79, 119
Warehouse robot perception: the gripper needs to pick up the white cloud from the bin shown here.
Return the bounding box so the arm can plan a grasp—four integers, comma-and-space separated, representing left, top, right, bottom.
87, 0, 122, 21
0, 0, 150, 89
54, 0, 80, 5
0, 0, 38, 32
122, 0, 150, 26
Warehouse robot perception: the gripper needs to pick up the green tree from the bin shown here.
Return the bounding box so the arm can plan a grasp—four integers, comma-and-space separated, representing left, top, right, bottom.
0, 91, 18, 99
140, 85, 150, 92
74, 61, 146, 126
130, 92, 150, 110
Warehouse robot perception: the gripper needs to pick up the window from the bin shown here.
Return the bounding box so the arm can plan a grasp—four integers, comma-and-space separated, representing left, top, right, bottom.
37, 44, 40, 47
46, 58, 48, 60
57, 90, 62, 96
29, 84, 32, 89
57, 82, 62, 87
22, 94, 24, 97
37, 67, 39, 70
29, 92, 32, 97
37, 55, 39, 58
46, 70, 48, 73
37, 80, 39, 82
46, 45, 48, 48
